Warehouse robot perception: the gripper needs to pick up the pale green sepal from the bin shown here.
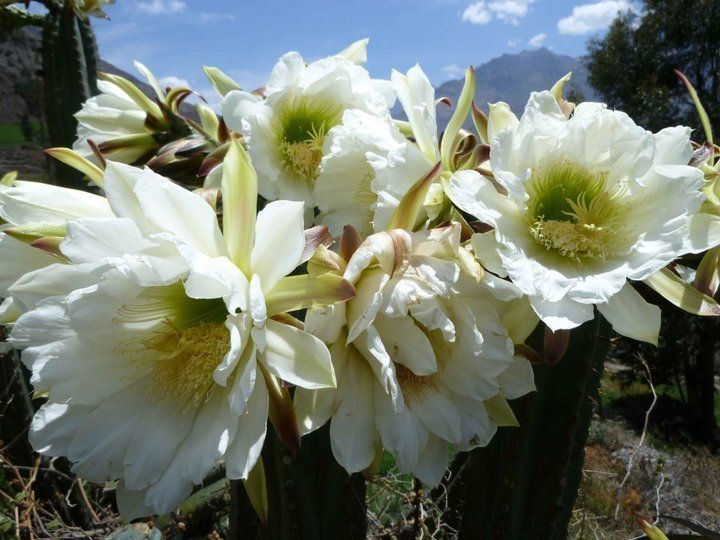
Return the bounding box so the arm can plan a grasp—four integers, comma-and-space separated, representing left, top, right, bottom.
222, 140, 258, 275
484, 394, 519, 427
457, 245, 484, 282
5, 222, 67, 243
243, 458, 269, 524
387, 162, 441, 230
502, 296, 540, 344
336, 38, 368, 64
133, 60, 165, 100
471, 102, 489, 144
98, 72, 163, 121
393, 119, 414, 139
265, 273, 356, 317
203, 66, 242, 97
45, 148, 104, 187
549, 71, 575, 118
440, 66, 476, 172
197, 103, 221, 142
644, 267, 720, 316
676, 70, 713, 156
694, 245, 720, 297
1, 171, 17, 186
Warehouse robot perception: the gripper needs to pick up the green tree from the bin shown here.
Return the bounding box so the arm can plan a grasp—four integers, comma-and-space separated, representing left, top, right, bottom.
588, 0, 720, 445
587, 0, 720, 134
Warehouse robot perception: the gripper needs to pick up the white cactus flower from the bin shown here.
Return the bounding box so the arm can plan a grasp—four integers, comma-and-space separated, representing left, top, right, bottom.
6, 145, 351, 518
294, 224, 535, 484
220, 39, 395, 206
445, 91, 720, 344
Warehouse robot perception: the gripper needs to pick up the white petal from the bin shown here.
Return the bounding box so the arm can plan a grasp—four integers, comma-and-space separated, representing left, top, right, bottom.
529, 295, 594, 332
346, 268, 388, 342
413, 435, 448, 486
391, 65, 438, 161
336, 38, 369, 65
261, 319, 336, 389
374, 315, 436, 376
9, 262, 100, 313
294, 338, 349, 435
497, 357, 536, 400
0, 181, 112, 225
61, 218, 154, 263
374, 384, 427, 472
683, 213, 720, 254
251, 200, 305, 292
133, 169, 227, 257
0, 233, 58, 294
409, 386, 463, 444
598, 282, 661, 345
225, 373, 268, 480
215, 312, 251, 386
330, 357, 377, 473
487, 101, 519, 144
266, 51, 306, 95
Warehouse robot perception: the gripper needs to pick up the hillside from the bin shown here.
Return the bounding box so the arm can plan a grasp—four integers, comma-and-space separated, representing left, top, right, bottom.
415, 47, 597, 132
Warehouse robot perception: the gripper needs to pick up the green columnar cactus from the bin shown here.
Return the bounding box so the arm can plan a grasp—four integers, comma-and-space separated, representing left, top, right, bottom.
230, 425, 367, 540
42, 1, 98, 187
442, 316, 611, 539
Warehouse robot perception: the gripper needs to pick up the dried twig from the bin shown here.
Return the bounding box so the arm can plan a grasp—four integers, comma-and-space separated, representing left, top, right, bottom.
614, 356, 657, 519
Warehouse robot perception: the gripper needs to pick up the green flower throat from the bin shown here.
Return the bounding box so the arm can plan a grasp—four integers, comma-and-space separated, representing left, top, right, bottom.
525, 161, 630, 263
276, 94, 344, 184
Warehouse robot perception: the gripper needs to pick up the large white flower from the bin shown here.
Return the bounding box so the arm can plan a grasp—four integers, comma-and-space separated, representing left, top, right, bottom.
221, 40, 395, 205
314, 65, 438, 236
294, 224, 535, 484
6, 145, 350, 518
0, 179, 113, 326
445, 91, 720, 343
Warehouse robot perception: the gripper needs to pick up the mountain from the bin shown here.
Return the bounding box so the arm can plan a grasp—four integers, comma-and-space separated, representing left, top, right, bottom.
411, 47, 597, 132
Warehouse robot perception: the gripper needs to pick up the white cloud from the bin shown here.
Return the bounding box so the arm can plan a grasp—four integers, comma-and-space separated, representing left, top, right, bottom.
441, 63, 466, 78
197, 11, 238, 24
159, 75, 190, 89
462, 2, 492, 24
557, 1, 634, 35
507, 38, 521, 47
528, 32, 546, 47
136, 0, 186, 15
461, 0, 534, 26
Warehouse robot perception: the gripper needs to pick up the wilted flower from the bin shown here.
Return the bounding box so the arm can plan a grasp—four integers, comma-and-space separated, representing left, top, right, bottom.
221, 39, 394, 206
6, 144, 353, 518
445, 91, 720, 343
294, 224, 535, 484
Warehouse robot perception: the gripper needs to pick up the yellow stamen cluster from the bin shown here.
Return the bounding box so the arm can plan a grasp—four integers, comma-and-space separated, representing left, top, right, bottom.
279, 124, 326, 182
142, 322, 229, 409
525, 160, 631, 263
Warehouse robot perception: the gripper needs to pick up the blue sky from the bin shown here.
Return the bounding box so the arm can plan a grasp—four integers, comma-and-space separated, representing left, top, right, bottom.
93, 0, 635, 99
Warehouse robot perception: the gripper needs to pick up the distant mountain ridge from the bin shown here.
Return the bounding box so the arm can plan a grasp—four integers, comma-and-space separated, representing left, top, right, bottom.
398, 47, 598, 132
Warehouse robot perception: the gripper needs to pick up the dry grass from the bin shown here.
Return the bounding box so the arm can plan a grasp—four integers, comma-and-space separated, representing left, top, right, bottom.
570, 419, 720, 539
